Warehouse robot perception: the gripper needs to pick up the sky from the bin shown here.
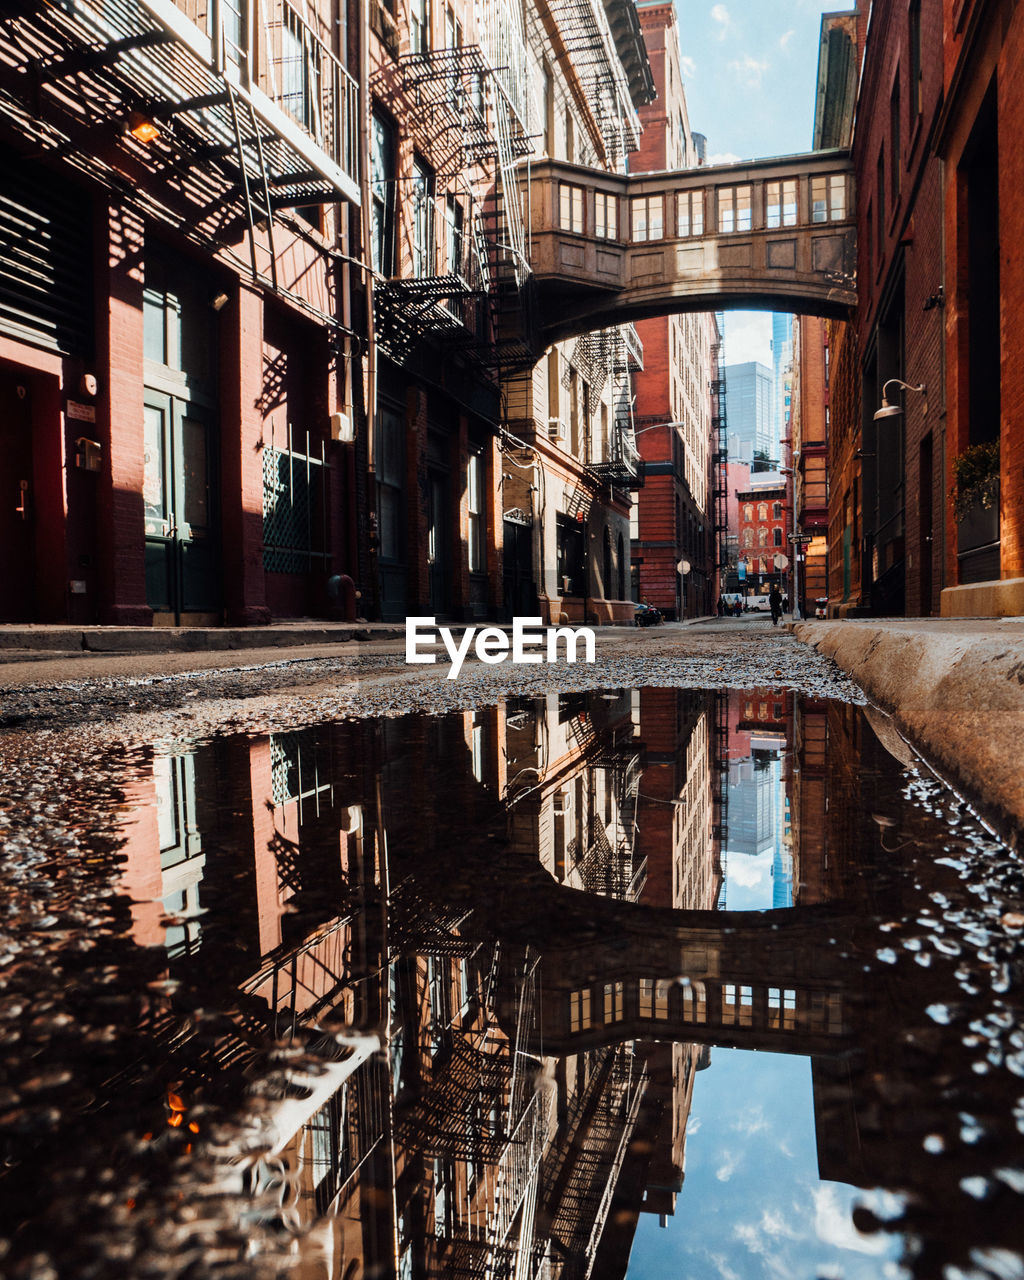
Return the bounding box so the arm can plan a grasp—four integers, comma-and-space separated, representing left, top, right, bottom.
669, 1, 844, 364
625, 1049, 908, 1280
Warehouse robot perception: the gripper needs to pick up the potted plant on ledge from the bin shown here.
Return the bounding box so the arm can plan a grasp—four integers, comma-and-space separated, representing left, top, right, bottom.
951, 440, 1000, 554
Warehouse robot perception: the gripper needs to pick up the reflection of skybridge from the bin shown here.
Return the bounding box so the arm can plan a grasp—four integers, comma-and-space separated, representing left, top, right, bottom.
524, 150, 856, 347
456, 881, 864, 1059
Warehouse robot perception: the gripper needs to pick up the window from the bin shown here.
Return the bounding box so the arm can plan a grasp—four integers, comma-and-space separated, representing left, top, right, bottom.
909, 0, 923, 121
810, 174, 847, 222
445, 195, 464, 279
876, 147, 885, 245
559, 183, 584, 233
412, 157, 435, 277
617, 532, 626, 599
595, 190, 617, 239
768, 987, 796, 1031
766, 178, 798, 228
376, 407, 405, 564
773, 502, 782, 519
758, 528, 767, 547
677, 189, 704, 237
569, 987, 592, 1032
890, 76, 902, 196
604, 981, 624, 1024
279, 9, 310, 128
758, 503, 767, 519
639, 978, 669, 1019
371, 111, 396, 275
467, 451, 484, 573
557, 514, 585, 596
743, 503, 753, 521
631, 194, 664, 241
410, 0, 429, 54
680, 983, 706, 1023
742, 529, 753, 548
773, 527, 782, 547
718, 185, 752, 233
722, 983, 753, 1027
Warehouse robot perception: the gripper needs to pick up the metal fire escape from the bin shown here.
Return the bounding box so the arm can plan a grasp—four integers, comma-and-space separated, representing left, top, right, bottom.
371, 0, 536, 369
541, 0, 644, 169
711, 312, 730, 582
0, 0, 359, 321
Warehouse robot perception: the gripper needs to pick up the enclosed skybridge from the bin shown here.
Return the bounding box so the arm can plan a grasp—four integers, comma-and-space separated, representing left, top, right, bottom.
526, 149, 857, 344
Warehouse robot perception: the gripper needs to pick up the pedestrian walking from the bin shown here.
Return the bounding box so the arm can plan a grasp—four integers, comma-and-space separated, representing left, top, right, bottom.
769, 585, 783, 626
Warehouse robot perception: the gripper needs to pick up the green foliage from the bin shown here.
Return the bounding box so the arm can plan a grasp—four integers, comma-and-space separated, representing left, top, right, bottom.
950, 442, 999, 522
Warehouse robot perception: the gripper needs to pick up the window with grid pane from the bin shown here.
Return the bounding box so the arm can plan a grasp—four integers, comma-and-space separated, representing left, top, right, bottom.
560, 183, 584, 233
677, 189, 704, 237
467, 451, 484, 573
766, 178, 798, 227
631, 194, 664, 241
594, 190, 617, 239
811, 174, 848, 222
718, 185, 752, 233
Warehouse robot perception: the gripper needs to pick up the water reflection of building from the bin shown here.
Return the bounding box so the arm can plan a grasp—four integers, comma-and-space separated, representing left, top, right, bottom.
109, 687, 920, 1280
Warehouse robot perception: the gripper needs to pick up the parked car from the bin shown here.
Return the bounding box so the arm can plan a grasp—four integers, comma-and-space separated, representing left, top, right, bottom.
814, 597, 829, 619
635, 602, 663, 627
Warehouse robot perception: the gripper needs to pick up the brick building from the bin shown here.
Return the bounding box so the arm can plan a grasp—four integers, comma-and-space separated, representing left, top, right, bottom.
790, 315, 829, 607
0, 0, 364, 626
736, 479, 787, 599
629, 1, 717, 620
935, 0, 1024, 616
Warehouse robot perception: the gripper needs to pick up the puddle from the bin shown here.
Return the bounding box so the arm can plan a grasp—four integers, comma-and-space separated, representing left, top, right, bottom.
0, 688, 1022, 1279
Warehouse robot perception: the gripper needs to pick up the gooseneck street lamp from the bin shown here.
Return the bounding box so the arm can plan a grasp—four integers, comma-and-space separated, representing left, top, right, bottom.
874, 379, 926, 420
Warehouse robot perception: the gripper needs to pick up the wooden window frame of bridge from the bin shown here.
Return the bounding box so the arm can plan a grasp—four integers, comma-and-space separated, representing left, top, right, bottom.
717, 183, 753, 234
559, 182, 584, 234
631, 193, 664, 242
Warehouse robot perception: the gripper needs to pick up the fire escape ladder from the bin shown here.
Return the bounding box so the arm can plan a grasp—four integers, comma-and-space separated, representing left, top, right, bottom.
225, 80, 279, 289
712, 312, 729, 571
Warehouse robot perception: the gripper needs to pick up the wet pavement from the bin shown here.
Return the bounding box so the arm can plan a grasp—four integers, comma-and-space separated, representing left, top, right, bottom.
1, 645, 1023, 1279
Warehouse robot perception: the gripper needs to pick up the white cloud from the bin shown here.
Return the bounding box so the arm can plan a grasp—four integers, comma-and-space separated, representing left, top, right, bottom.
729, 52, 770, 90
710, 4, 734, 39
779, 28, 796, 50
812, 1185, 891, 1256
726, 851, 770, 889
760, 1206, 803, 1240
724, 312, 774, 366
716, 1149, 741, 1182
680, 54, 697, 78
732, 1103, 771, 1136
708, 151, 743, 165
708, 1254, 742, 1280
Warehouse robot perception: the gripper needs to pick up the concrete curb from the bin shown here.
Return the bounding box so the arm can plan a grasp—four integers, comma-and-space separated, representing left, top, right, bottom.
793, 620, 1024, 847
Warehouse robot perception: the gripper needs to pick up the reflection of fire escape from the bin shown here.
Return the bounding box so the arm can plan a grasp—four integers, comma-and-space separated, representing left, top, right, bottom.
540, 1044, 647, 1280
712, 312, 730, 579
372, 0, 535, 368
713, 690, 729, 910
576, 748, 644, 901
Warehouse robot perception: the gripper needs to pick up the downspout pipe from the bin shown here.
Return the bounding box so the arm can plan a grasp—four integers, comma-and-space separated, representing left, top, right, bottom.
359, 0, 380, 618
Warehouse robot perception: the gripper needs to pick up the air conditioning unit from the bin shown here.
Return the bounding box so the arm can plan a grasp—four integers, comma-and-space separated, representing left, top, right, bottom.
547, 417, 567, 441
552, 792, 567, 814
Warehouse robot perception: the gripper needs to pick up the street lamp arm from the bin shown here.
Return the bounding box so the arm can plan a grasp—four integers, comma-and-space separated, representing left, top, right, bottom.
881, 378, 926, 398
633, 420, 687, 437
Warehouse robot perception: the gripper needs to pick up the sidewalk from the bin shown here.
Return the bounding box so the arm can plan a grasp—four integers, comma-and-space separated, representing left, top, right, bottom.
0, 621, 408, 657
792, 618, 1024, 847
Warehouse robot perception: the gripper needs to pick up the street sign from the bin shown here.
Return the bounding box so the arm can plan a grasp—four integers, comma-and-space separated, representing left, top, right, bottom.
774, 554, 789, 569
789, 534, 813, 545
677, 559, 691, 575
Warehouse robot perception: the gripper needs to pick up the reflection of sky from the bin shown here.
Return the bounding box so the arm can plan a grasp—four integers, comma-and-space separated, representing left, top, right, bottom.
625, 1049, 905, 1280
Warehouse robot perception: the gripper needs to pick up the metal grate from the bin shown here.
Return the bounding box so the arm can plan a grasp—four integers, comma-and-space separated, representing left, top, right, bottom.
261, 429, 330, 574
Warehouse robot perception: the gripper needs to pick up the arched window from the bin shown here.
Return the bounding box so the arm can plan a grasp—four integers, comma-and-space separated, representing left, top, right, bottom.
758, 528, 767, 546
742, 529, 753, 548
743, 504, 753, 521
773, 527, 782, 547
603, 527, 612, 596
617, 533, 626, 599
773, 502, 782, 519
758, 503, 768, 520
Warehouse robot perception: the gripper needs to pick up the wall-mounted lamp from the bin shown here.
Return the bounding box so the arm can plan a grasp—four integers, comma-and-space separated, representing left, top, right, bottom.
874, 379, 926, 420
126, 110, 160, 143
210, 291, 230, 312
